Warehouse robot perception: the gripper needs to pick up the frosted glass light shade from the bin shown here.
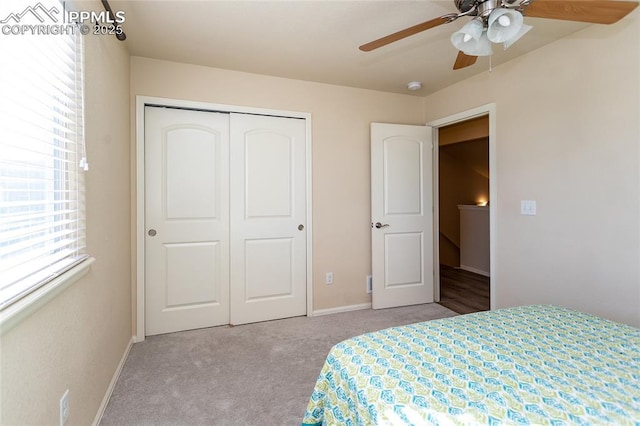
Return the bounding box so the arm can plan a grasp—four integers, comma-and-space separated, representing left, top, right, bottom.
504, 24, 533, 49
465, 32, 493, 56
487, 8, 524, 43
451, 19, 484, 53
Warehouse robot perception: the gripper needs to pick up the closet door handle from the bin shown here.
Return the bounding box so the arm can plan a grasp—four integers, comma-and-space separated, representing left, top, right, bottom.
374, 222, 389, 229
148, 229, 157, 237
298, 224, 304, 231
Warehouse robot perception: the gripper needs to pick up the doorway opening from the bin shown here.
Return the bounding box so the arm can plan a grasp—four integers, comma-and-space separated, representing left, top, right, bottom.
429, 105, 495, 314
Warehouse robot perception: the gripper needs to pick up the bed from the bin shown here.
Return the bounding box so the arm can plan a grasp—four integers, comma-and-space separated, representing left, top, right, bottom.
302, 305, 640, 425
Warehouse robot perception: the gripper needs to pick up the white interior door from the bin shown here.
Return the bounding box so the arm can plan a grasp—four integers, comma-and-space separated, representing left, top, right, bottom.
230, 114, 307, 325
145, 107, 230, 336
371, 123, 434, 309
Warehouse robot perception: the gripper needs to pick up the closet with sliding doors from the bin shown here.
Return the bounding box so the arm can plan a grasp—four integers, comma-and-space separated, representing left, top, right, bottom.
143, 106, 307, 336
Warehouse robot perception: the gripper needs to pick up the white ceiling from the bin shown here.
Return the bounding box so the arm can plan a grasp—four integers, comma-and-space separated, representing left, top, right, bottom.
112, 0, 591, 96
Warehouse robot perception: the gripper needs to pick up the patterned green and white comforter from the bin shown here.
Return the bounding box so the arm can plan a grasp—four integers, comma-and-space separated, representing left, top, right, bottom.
302, 305, 640, 425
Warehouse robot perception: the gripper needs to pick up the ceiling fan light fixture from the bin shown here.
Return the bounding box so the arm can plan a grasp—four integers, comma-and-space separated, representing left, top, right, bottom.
487, 8, 524, 43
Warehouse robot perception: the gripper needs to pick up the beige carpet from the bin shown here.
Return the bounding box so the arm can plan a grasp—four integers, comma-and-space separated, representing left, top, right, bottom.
100, 303, 457, 425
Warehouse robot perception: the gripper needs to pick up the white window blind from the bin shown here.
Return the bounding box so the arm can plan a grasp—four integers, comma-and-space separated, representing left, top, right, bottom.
0, 0, 88, 309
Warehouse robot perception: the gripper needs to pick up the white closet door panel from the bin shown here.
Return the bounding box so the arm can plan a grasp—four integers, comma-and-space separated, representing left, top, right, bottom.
245, 133, 292, 218
164, 242, 220, 307
165, 128, 218, 219
230, 113, 306, 325
244, 238, 294, 300
145, 107, 230, 336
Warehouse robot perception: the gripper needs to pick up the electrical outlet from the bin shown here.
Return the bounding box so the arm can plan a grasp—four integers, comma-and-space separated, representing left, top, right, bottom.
366, 275, 372, 294
325, 272, 333, 285
59, 389, 69, 426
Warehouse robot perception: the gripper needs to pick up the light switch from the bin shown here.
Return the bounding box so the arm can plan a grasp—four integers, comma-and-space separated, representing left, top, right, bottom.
521, 200, 536, 216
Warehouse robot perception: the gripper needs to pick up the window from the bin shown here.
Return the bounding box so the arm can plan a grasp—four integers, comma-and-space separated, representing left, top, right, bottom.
0, 0, 88, 309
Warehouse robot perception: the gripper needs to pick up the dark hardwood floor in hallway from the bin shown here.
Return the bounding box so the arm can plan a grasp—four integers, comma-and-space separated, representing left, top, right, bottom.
437, 265, 490, 314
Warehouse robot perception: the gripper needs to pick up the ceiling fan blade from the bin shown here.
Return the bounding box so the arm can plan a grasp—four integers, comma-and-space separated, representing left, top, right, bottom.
523, 0, 639, 24
359, 16, 451, 52
453, 51, 478, 70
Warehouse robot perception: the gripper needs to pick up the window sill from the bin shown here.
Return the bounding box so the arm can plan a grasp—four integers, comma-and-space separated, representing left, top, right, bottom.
0, 257, 95, 336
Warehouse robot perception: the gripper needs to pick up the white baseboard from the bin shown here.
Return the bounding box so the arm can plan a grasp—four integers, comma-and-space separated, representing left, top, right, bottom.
312, 302, 372, 317
92, 337, 133, 425
459, 265, 490, 277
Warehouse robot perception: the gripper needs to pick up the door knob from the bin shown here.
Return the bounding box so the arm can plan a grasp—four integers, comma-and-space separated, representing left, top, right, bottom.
298, 224, 304, 231
374, 222, 389, 229
148, 229, 157, 236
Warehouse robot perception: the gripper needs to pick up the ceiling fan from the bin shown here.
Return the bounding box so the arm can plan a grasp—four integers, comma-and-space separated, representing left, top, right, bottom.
359, 0, 639, 70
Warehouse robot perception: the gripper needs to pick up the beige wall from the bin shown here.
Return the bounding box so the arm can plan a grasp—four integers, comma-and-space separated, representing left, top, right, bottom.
130, 57, 425, 312
0, 16, 132, 425
425, 10, 640, 327
459, 206, 490, 275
